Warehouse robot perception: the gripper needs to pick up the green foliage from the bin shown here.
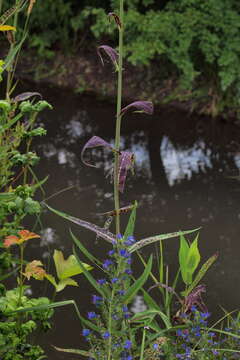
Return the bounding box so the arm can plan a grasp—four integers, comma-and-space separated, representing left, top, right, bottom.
0, 287, 53, 360
179, 234, 200, 286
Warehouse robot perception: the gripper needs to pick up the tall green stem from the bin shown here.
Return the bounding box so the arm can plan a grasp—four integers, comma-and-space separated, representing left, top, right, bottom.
114, 0, 124, 236
0, 0, 3, 15
18, 244, 24, 305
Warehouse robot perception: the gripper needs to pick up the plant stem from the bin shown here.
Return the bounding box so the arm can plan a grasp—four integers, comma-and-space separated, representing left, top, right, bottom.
18, 243, 24, 305
107, 289, 115, 360
140, 327, 146, 360
114, 0, 124, 236
0, 0, 3, 15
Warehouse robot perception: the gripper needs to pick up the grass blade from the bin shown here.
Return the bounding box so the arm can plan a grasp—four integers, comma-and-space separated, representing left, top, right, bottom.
122, 255, 152, 304
73, 246, 110, 298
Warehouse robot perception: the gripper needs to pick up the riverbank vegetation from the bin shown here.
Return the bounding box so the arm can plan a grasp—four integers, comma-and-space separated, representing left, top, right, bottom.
2, 0, 240, 116
1, 1, 240, 359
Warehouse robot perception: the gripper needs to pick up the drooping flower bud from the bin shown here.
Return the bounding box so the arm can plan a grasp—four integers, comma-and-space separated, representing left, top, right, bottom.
120, 101, 154, 116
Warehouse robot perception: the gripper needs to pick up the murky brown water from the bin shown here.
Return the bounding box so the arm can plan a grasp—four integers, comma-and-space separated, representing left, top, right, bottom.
18, 81, 240, 359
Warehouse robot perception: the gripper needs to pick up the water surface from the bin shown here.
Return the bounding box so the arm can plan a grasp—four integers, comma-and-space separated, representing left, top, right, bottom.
19, 82, 240, 358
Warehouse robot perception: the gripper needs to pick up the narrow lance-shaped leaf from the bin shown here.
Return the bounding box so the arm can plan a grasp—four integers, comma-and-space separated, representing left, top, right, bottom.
123, 201, 137, 239
122, 255, 152, 304
54, 346, 95, 358
120, 101, 154, 116
81, 136, 113, 167
129, 228, 200, 253
13, 92, 42, 103
182, 253, 218, 297
179, 234, 190, 285
118, 151, 134, 193
186, 234, 201, 283
44, 203, 116, 244
97, 45, 119, 69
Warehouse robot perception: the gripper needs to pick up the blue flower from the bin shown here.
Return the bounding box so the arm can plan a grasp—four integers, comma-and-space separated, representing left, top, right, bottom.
82, 329, 91, 337
153, 343, 158, 350
92, 295, 103, 305
111, 277, 119, 283
118, 290, 125, 295
122, 305, 128, 312
87, 312, 98, 320
125, 269, 132, 275
103, 259, 113, 269
119, 249, 130, 258
97, 278, 106, 285
103, 331, 110, 339
124, 236, 136, 246
117, 233, 123, 239
124, 340, 132, 349
108, 249, 115, 256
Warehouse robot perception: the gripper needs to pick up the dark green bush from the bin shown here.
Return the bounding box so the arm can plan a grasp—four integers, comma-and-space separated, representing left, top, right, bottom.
3, 0, 240, 114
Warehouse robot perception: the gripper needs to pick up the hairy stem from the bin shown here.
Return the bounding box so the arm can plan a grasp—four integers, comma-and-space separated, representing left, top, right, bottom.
114, 0, 124, 236
107, 289, 115, 360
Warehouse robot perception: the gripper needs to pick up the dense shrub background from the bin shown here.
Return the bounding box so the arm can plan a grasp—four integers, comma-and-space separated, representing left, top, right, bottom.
3, 0, 240, 114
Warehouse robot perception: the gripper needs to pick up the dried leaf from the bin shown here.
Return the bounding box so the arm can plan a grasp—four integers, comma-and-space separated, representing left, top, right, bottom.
97, 45, 118, 67
118, 151, 134, 193
18, 230, 40, 242
23, 260, 46, 280
108, 12, 122, 28
13, 92, 42, 103
81, 136, 113, 167
120, 101, 154, 116
27, 0, 36, 15
3, 230, 40, 247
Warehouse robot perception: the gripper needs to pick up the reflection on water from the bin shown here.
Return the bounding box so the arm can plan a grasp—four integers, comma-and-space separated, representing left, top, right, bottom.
19, 82, 240, 359
161, 136, 212, 186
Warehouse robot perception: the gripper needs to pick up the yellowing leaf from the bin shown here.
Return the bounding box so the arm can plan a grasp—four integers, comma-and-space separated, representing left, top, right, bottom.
23, 260, 46, 280
56, 278, 78, 292
53, 250, 92, 280
0, 25, 16, 32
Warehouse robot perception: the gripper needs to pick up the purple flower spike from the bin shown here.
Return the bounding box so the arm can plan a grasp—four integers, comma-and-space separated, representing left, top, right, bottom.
97, 45, 119, 68
81, 136, 113, 167
118, 151, 135, 193
120, 101, 154, 116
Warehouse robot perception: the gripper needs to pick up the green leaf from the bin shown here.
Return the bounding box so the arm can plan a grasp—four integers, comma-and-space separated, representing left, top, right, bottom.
131, 309, 171, 329
187, 234, 200, 275
44, 274, 57, 288
122, 255, 152, 304
182, 253, 218, 297
53, 249, 93, 280
123, 201, 137, 240
73, 247, 108, 297
129, 228, 200, 253
55, 278, 78, 292
179, 234, 190, 285
70, 230, 101, 266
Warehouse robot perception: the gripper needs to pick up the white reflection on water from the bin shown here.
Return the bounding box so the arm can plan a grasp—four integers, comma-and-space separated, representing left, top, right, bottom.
161, 136, 212, 186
